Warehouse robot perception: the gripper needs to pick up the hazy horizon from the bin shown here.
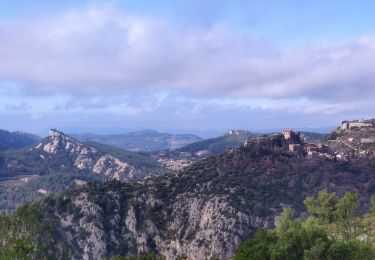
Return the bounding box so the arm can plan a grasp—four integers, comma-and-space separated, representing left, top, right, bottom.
2, 124, 336, 139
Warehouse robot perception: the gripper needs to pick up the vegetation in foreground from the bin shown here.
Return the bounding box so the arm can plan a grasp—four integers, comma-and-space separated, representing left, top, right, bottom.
0, 204, 69, 259
2, 189, 375, 259
235, 190, 375, 260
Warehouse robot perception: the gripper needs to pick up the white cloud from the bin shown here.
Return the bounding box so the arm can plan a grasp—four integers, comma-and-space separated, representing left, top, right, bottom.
4, 6, 373, 101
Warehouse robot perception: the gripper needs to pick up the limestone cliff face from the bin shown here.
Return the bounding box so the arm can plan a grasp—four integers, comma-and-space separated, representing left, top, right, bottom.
42, 130, 98, 157
92, 155, 144, 181
53, 186, 267, 260
34, 129, 162, 181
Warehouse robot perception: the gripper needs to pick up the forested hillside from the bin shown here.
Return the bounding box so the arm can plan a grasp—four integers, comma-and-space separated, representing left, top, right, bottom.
0, 130, 40, 151
2, 134, 375, 258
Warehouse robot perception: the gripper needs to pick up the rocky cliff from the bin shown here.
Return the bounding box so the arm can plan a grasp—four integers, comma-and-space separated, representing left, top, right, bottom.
33, 129, 154, 181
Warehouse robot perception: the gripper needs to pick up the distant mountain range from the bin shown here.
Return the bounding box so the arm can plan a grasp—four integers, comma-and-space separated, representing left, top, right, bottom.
71, 130, 202, 152
0, 130, 41, 151
177, 130, 259, 155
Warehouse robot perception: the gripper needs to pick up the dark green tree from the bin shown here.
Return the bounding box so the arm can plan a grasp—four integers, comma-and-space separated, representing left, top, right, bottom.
335, 192, 360, 240
234, 191, 375, 260
304, 189, 337, 224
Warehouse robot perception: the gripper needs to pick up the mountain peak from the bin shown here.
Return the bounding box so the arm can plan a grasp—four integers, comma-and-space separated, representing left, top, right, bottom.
49, 129, 69, 138
37, 129, 85, 155
48, 129, 81, 144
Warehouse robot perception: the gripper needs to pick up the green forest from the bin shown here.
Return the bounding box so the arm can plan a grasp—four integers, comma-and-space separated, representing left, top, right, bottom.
234, 190, 375, 260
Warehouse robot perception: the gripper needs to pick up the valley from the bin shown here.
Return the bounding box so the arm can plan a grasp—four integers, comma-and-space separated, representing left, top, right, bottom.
1, 120, 375, 258
0, 120, 375, 258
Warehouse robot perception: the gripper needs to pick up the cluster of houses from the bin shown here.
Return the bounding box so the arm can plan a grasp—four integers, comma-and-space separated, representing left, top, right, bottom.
282, 129, 346, 160
241, 119, 375, 160
242, 129, 339, 160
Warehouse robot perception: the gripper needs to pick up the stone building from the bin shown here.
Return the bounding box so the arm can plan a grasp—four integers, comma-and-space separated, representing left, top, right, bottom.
342, 120, 373, 130
282, 129, 301, 143
341, 121, 350, 130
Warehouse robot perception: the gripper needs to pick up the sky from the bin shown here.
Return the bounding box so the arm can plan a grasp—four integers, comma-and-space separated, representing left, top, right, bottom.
1, 0, 375, 137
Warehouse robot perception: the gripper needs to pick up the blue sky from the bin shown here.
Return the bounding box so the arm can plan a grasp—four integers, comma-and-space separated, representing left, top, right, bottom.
1, 1, 375, 136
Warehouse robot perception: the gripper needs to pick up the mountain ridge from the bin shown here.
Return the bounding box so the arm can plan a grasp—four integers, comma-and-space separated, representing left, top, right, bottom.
0, 129, 41, 151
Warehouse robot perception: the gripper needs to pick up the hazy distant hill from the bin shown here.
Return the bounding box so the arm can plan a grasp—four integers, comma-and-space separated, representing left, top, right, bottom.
154, 130, 261, 170
177, 130, 259, 155
71, 130, 202, 152
0, 130, 41, 151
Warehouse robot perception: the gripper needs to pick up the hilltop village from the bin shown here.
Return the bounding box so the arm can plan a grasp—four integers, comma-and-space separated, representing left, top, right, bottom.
328, 119, 375, 158
243, 129, 337, 160
243, 119, 375, 161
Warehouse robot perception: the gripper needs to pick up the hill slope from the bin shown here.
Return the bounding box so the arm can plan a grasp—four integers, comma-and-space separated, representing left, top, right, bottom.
11, 134, 375, 259
177, 130, 258, 155
0, 130, 41, 151
72, 130, 202, 152
0, 129, 167, 211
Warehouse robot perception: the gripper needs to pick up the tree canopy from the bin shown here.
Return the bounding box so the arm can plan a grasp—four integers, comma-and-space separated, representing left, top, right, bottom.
234, 190, 375, 260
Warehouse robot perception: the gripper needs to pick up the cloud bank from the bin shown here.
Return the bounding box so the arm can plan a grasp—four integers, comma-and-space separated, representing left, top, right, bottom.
0, 6, 374, 102
1, 4, 375, 134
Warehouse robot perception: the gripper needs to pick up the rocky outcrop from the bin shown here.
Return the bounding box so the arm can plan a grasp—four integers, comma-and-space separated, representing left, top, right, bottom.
42, 129, 96, 155
34, 129, 163, 181
53, 187, 266, 260
93, 155, 144, 181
